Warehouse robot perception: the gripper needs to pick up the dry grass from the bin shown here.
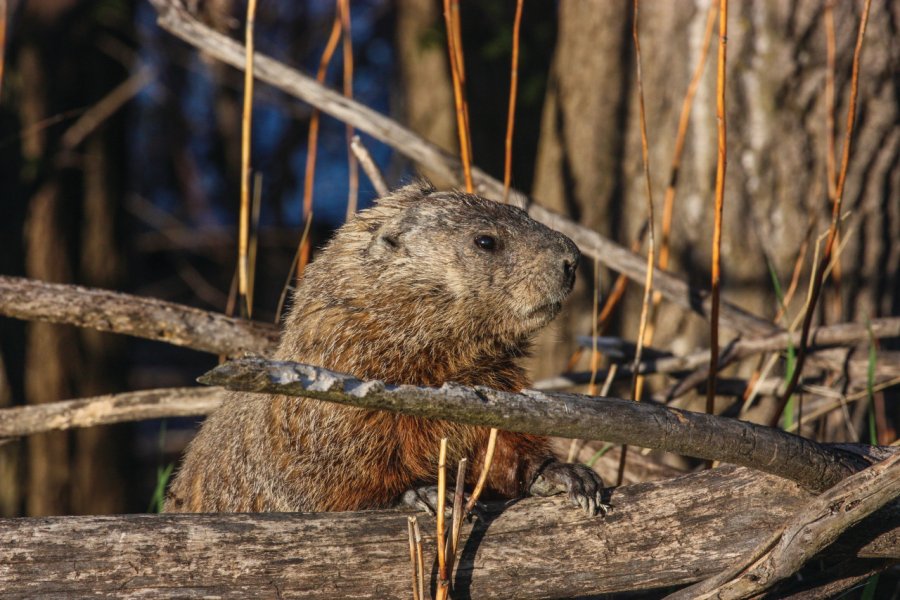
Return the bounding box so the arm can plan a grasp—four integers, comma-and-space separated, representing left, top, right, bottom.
772, 0, 873, 428
298, 15, 342, 278
501, 0, 524, 204
238, 0, 259, 318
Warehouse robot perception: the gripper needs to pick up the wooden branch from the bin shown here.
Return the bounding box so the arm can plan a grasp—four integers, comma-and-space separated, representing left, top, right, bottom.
0, 387, 222, 438
0, 276, 278, 356
669, 451, 900, 599
1, 465, 895, 598
350, 135, 388, 196
199, 358, 871, 491
577, 317, 900, 377
147, 0, 890, 386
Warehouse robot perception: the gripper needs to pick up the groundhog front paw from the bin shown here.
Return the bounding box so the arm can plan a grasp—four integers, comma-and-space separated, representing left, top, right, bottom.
530, 461, 610, 517
398, 485, 486, 520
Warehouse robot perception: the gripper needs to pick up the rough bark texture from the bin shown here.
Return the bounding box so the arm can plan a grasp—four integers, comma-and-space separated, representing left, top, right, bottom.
529, 0, 630, 377
0, 276, 279, 356
198, 357, 873, 491
395, 0, 457, 186
0, 388, 223, 438
530, 1, 900, 389
0, 465, 896, 599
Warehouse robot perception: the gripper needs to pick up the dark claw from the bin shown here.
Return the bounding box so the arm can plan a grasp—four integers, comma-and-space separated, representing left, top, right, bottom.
398, 485, 487, 520
529, 461, 611, 517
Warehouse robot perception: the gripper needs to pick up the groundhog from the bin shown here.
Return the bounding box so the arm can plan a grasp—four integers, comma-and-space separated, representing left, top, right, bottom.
165, 181, 605, 515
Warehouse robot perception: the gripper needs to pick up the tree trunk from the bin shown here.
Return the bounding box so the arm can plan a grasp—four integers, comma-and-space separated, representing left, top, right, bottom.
529, 0, 900, 404
395, 0, 458, 186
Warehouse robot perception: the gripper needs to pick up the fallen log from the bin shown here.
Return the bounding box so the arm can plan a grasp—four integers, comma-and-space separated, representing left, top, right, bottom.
0, 465, 895, 599
199, 358, 869, 492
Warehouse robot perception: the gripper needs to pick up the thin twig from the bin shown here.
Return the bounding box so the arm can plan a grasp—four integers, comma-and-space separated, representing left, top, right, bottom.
706, 0, 728, 418
238, 0, 258, 319
338, 0, 358, 221
436, 438, 449, 600
350, 135, 388, 196
60, 67, 154, 150
413, 518, 425, 600
501, 0, 524, 204
823, 0, 844, 324
247, 172, 263, 316
298, 14, 342, 278
465, 428, 497, 514
406, 517, 420, 600
618, 0, 658, 486
568, 363, 618, 463
773, 0, 872, 427
446, 458, 468, 588
442, 0, 473, 192
641, 0, 717, 350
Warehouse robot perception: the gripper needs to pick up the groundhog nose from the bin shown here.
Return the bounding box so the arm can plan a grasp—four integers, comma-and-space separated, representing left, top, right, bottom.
562, 256, 578, 291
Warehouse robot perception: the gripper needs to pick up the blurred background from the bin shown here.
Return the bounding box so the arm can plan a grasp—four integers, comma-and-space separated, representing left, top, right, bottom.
0, 0, 897, 517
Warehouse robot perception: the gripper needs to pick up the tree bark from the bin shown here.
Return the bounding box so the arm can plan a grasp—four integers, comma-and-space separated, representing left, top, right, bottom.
395, 0, 457, 186
529, 1, 900, 393
0, 465, 896, 599
199, 357, 875, 491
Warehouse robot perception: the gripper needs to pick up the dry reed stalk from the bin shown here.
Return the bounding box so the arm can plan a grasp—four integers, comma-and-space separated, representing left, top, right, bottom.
406, 517, 420, 600
785, 375, 900, 434
440, 0, 501, 509
772, 0, 872, 428
706, 0, 728, 417
464, 428, 496, 514
596, 222, 648, 340
824, 0, 844, 323
641, 1, 717, 348
246, 172, 262, 316
413, 518, 425, 600
446, 458, 468, 590
338, 0, 359, 220
501, 0, 524, 204
238, 0, 259, 319
588, 257, 603, 396
297, 15, 342, 278
442, 0, 473, 192
436, 438, 449, 600
740, 219, 813, 407
617, 0, 658, 487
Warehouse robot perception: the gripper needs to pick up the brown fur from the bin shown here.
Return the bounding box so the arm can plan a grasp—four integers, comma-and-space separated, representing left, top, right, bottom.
165, 182, 582, 513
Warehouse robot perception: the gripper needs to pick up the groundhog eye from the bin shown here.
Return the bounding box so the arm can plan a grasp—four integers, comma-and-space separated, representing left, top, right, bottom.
474, 235, 498, 251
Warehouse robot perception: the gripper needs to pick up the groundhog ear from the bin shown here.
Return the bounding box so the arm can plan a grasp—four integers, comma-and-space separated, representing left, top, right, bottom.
367, 220, 404, 258
375, 178, 435, 204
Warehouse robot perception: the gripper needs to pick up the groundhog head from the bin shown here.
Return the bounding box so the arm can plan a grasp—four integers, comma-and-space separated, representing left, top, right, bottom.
309, 181, 579, 346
